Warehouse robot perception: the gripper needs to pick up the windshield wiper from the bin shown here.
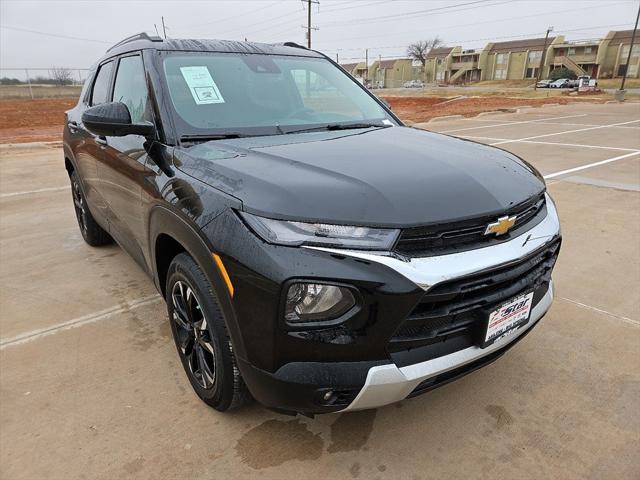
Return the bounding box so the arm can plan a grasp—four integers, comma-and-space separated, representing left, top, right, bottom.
180, 133, 252, 145
284, 122, 391, 135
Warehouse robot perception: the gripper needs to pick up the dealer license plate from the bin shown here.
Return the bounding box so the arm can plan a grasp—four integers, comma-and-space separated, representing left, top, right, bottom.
482, 291, 534, 347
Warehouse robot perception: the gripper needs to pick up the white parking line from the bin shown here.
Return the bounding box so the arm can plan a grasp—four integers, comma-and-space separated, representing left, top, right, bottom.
489, 119, 640, 146
0, 186, 70, 199
0, 295, 162, 349
439, 114, 588, 134
458, 136, 640, 152
543, 151, 640, 179
461, 118, 640, 129
561, 297, 639, 327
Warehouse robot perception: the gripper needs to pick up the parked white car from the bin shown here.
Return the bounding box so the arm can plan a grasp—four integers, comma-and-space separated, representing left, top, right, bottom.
403, 80, 424, 88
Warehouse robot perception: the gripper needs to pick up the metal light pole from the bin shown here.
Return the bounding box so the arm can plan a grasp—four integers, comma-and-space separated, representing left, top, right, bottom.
534, 26, 553, 90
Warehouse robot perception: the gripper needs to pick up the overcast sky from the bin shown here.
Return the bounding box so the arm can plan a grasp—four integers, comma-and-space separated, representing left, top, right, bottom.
1, 0, 637, 73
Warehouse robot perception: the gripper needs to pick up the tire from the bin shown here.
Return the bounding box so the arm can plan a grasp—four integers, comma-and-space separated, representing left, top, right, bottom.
165, 253, 251, 411
70, 170, 112, 246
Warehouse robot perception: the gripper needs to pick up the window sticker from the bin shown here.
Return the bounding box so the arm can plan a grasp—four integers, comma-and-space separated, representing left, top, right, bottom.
180, 66, 225, 105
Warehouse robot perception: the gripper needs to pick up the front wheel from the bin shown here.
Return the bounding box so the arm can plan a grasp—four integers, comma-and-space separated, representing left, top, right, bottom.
166, 253, 251, 411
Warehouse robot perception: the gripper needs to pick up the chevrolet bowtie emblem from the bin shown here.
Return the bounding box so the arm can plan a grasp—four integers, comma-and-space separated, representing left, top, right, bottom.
484, 215, 517, 236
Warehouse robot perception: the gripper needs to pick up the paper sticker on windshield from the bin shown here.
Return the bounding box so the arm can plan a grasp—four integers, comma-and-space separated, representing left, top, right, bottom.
180, 66, 225, 105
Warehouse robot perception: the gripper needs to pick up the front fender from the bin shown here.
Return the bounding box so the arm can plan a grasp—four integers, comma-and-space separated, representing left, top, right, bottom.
148, 205, 248, 361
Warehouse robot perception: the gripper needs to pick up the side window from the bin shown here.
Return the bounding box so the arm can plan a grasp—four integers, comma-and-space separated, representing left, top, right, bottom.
91, 61, 114, 106
112, 55, 150, 124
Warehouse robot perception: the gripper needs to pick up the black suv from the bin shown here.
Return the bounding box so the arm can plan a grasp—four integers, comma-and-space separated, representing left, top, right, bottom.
63, 33, 561, 415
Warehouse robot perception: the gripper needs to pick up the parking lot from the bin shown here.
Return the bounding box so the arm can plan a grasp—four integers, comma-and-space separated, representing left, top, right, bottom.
1, 102, 639, 479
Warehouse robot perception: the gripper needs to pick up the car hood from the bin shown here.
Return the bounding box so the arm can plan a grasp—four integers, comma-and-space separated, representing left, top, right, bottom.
174, 126, 545, 227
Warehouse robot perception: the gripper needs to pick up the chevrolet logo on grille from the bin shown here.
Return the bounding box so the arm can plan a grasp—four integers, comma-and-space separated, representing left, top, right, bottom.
484, 215, 517, 236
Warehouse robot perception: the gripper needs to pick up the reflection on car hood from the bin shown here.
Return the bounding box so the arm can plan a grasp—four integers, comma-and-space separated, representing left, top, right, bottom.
174, 126, 545, 227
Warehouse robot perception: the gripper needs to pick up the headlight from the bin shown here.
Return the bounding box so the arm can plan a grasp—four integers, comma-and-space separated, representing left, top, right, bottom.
285, 282, 356, 325
239, 212, 399, 250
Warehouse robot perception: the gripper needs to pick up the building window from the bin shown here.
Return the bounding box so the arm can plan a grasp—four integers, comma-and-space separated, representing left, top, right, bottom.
494, 68, 507, 80
525, 67, 538, 78
436, 70, 445, 81
528, 51, 542, 62
496, 53, 507, 64
617, 64, 627, 76
437, 58, 443, 64
584, 46, 592, 54
629, 64, 639, 76
620, 45, 639, 58
568, 47, 576, 55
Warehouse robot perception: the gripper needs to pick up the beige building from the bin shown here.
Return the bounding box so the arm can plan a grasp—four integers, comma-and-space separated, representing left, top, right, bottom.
340, 29, 638, 86
369, 58, 416, 87
408, 29, 638, 85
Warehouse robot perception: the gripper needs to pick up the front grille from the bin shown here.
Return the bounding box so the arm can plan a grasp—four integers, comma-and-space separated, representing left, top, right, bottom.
388, 238, 560, 364
394, 193, 547, 257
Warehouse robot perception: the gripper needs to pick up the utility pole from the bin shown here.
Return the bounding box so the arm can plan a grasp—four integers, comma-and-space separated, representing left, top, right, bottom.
161, 16, 167, 39
620, 1, 640, 94
365, 48, 369, 83
304, 0, 319, 48
534, 26, 553, 90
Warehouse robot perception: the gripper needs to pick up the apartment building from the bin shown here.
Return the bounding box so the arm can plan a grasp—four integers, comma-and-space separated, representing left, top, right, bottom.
356, 29, 638, 86
369, 58, 416, 87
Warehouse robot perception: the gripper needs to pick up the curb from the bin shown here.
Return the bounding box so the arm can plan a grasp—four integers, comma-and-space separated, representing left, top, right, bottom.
0, 141, 62, 151
476, 111, 504, 117
428, 114, 464, 123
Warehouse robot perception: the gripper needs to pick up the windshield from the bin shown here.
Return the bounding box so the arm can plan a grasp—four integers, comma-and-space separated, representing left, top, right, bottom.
162, 52, 395, 138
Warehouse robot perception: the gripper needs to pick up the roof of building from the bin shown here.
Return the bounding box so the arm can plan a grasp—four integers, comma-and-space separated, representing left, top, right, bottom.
610, 30, 636, 44
489, 37, 556, 53
378, 59, 396, 69
426, 47, 454, 59
340, 62, 359, 71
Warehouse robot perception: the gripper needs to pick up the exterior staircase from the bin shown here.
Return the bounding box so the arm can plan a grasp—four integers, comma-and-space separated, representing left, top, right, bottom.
448, 64, 473, 83
555, 56, 587, 76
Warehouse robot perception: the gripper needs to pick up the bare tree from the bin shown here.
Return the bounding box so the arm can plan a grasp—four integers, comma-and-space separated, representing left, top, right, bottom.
49, 67, 73, 86
407, 37, 443, 69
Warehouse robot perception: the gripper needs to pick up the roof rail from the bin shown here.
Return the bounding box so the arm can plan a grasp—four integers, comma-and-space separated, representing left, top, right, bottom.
107, 32, 163, 52
282, 42, 308, 50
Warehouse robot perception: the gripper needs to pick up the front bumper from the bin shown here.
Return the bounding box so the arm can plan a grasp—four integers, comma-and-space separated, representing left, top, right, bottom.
342, 280, 553, 411
208, 194, 561, 414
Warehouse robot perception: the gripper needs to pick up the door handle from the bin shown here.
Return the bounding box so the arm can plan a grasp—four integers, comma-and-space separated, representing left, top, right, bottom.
67, 121, 78, 133
95, 136, 108, 146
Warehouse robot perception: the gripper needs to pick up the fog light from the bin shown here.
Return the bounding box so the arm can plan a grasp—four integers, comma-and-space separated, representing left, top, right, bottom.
285, 283, 356, 325
323, 391, 334, 401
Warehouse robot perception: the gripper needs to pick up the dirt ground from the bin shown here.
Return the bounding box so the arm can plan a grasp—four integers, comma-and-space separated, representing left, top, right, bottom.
0, 95, 612, 143
0, 98, 75, 143
384, 95, 606, 123
1, 102, 639, 480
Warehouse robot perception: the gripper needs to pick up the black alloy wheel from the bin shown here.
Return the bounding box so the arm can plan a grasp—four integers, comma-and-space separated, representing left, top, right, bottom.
171, 280, 217, 389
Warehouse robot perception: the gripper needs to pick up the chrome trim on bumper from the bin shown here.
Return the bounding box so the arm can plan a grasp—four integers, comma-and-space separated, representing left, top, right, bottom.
342, 280, 554, 411
308, 193, 560, 290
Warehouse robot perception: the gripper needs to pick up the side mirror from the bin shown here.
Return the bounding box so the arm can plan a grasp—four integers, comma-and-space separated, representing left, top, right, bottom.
82, 101, 155, 138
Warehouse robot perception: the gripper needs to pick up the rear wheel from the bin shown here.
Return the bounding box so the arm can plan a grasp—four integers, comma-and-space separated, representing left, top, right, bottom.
70, 171, 112, 246
166, 253, 251, 411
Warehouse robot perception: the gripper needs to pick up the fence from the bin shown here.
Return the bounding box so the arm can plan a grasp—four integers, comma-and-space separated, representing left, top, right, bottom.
0, 68, 89, 99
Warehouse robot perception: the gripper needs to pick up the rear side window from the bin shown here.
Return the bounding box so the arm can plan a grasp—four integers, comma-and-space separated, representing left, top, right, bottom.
91, 61, 114, 106
112, 55, 150, 124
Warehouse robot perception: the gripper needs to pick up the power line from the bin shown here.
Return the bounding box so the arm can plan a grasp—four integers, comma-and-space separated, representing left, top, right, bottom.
182, 1, 281, 29
315, 0, 633, 45
0, 25, 113, 44
321, 0, 512, 27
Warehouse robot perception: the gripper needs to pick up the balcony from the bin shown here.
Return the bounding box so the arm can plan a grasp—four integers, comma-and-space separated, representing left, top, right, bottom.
450, 60, 478, 70
554, 54, 597, 64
